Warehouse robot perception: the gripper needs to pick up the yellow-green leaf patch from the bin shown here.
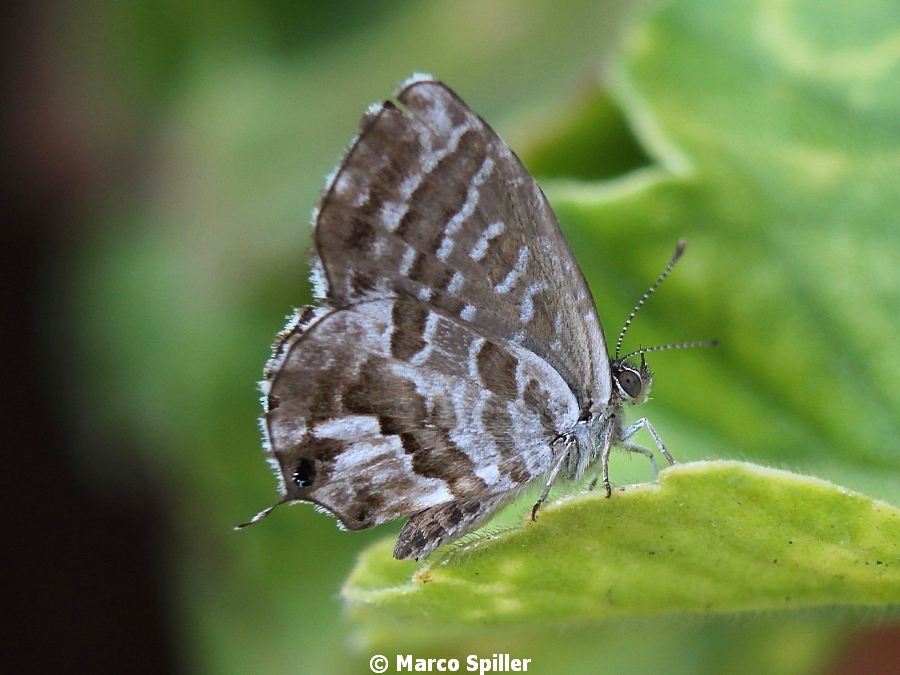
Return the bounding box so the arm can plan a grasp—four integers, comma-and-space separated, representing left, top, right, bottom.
345, 461, 900, 622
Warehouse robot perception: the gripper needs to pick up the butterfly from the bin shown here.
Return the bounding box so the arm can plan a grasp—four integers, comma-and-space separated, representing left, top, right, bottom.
240, 74, 713, 561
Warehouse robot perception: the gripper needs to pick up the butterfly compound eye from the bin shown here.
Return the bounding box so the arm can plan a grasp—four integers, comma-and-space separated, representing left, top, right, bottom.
617, 369, 643, 399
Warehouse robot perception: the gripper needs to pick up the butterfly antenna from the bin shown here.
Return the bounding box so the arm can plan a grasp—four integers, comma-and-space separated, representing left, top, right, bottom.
615, 239, 687, 359
620, 339, 718, 362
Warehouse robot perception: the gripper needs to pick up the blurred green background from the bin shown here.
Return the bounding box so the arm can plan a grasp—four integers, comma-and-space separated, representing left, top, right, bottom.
4, 0, 898, 673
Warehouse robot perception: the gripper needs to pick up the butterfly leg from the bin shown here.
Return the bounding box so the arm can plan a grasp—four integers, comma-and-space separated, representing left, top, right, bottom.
530, 439, 573, 521
620, 441, 659, 477
600, 427, 614, 498
618, 418, 676, 471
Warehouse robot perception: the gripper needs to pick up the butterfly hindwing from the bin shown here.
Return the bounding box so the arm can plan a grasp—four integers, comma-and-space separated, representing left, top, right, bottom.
263, 298, 580, 551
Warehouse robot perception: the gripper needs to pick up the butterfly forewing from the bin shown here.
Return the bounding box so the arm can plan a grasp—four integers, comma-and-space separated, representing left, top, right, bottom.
313, 78, 610, 409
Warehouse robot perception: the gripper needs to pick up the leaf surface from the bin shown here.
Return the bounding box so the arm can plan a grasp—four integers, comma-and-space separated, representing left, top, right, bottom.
346, 462, 900, 621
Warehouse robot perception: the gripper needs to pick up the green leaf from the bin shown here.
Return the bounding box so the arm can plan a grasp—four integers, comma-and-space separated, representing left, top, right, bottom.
520, 81, 651, 181
345, 461, 900, 622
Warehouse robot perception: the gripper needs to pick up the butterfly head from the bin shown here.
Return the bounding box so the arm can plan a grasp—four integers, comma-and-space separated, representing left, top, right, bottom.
611, 353, 652, 405
611, 240, 716, 407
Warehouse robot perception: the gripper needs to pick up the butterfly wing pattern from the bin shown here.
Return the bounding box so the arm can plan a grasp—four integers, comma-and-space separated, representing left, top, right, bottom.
258, 75, 621, 561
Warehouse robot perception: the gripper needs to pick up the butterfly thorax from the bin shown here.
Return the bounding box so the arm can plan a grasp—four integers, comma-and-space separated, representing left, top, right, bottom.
564, 356, 653, 480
